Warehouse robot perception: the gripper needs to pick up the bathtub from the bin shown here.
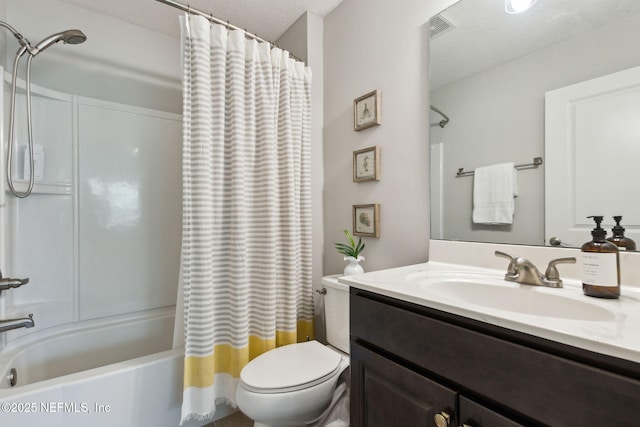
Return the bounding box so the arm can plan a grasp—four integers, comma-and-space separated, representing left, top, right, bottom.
0, 307, 214, 427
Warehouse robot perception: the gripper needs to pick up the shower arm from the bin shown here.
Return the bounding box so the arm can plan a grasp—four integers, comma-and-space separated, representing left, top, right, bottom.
430, 105, 450, 128
0, 21, 28, 45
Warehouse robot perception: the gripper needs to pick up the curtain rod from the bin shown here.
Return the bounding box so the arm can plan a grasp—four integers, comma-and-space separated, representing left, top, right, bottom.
154, 0, 303, 62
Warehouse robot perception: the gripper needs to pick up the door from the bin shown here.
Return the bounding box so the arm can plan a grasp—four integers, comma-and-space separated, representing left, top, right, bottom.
545, 65, 640, 247
350, 342, 457, 427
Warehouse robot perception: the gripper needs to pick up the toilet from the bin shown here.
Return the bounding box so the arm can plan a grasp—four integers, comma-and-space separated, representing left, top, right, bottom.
236, 275, 350, 427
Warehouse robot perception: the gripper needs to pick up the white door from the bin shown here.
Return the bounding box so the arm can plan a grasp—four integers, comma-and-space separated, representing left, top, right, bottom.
545, 66, 640, 248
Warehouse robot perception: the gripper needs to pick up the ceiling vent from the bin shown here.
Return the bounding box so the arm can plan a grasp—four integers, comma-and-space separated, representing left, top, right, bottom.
430, 14, 455, 40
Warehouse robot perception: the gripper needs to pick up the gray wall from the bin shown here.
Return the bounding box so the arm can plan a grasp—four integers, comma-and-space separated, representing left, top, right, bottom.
323, 0, 455, 274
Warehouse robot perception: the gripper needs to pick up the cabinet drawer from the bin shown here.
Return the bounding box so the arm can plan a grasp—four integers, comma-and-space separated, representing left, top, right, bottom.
351, 291, 640, 426
459, 396, 524, 427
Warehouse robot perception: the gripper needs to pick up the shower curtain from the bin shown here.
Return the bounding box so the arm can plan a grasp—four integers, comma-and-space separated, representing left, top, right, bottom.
178, 15, 314, 423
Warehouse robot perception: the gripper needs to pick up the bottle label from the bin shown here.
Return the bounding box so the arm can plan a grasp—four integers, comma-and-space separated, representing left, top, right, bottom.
581, 252, 618, 287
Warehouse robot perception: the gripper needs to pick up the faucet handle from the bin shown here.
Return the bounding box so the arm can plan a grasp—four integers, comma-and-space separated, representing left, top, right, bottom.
495, 251, 518, 278
543, 257, 576, 288
545, 257, 577, 280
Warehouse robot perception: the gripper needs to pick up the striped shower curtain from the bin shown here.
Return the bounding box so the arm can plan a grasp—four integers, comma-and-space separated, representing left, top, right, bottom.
179, 15, 314, 423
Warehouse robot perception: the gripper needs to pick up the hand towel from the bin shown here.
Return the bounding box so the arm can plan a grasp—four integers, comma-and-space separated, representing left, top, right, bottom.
472, 162, 518, 224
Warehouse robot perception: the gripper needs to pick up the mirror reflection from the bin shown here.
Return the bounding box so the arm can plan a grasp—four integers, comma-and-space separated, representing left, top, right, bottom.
429, 0, 640, 248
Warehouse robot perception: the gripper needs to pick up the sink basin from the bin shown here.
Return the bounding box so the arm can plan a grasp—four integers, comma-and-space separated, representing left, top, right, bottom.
416, 278, 617, 321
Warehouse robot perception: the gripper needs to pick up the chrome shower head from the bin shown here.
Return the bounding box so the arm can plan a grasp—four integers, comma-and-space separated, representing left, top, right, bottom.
61, 29, 87, 45
31, 29, 87, 56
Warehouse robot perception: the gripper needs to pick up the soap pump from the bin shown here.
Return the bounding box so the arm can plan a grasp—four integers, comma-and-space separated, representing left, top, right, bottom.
581, 215, 620, 298
607, 216, 636, 251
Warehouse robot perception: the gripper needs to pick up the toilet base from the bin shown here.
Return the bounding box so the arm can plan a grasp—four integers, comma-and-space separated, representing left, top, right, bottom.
246, 377, 349, 427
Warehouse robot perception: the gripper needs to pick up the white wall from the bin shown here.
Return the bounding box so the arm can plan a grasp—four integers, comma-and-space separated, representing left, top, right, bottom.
323, 0, 455, 274
432, 11, 640, 246
0, 0, 7, 69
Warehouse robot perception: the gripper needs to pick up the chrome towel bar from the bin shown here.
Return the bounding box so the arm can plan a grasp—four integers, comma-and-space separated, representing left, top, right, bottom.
456, 156, 543, 177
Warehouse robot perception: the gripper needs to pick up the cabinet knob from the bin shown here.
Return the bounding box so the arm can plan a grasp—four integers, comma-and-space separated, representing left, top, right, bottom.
434, 410, 452, 427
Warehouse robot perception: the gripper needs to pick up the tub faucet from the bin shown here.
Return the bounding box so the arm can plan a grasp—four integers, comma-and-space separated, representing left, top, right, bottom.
495, 251, 576, 288
0, 314, 35, 333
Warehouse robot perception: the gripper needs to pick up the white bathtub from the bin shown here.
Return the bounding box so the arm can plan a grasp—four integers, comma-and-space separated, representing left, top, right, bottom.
0, 307, 214, 427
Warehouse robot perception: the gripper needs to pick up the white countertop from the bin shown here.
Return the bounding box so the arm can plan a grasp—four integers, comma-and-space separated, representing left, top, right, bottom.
339, 261, 640, 364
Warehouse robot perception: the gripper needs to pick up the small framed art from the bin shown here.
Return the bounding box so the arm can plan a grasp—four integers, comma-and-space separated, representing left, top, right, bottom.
353, 90, 381, 131
353, 204, 380, 238
353, 146, 380, 182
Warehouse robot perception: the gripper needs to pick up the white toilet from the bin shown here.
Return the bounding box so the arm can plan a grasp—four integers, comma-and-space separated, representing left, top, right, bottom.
236, 275, 350, 427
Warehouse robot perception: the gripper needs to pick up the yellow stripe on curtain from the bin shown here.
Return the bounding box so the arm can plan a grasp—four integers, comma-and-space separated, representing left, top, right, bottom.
184, 320, 314, 389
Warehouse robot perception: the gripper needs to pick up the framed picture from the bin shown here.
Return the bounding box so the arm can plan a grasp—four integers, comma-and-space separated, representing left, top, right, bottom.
353, 146, 380, 182
353, 204, 380, 238
353, 90, 381, 131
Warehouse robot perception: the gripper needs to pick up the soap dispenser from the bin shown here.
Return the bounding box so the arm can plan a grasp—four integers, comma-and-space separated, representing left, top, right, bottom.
581, 216, 620, 298
607, 216, 636, 251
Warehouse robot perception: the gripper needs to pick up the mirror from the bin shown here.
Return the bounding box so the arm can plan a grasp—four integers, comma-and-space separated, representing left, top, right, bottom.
429, 0, 640, 248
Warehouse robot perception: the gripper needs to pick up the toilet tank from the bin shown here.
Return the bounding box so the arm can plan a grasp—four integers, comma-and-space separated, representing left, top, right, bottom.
322, 275, 350, 354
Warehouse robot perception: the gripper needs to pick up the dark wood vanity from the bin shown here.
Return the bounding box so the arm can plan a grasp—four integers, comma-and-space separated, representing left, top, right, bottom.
350, 288, 640, 426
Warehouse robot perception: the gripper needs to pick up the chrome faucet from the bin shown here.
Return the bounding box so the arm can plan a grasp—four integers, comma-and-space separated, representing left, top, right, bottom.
495, 251, 576, 288
0, 314, 35, 333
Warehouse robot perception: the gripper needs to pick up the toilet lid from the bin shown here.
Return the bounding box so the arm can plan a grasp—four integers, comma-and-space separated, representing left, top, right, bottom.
240, 341, 343, 393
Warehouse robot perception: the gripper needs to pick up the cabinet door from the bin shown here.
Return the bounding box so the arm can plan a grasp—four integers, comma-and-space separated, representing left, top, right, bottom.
350, 342, 457, 427
459, 396, 525, 427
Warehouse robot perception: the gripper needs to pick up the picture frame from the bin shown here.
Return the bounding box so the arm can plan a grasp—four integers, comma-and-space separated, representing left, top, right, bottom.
353, 204, 380, 238
353, 146, 380, 182
353, 90, 381, 131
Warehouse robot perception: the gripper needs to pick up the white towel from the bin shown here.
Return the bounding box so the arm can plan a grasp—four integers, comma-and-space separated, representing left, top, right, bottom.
472, 162, 518, 224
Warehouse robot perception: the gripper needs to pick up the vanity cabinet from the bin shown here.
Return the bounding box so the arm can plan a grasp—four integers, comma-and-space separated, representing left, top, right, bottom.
350, 288, 640, 426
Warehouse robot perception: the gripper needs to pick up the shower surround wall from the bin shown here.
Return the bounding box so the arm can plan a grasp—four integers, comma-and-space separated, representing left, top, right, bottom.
0, 0, 182, 347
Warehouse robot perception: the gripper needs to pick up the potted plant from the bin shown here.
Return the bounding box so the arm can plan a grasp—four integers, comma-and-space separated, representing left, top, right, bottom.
334, 229, 365, 275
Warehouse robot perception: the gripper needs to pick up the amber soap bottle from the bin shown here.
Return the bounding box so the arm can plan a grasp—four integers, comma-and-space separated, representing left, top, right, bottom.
581, 216, 620, 299
607, 216, 636, 251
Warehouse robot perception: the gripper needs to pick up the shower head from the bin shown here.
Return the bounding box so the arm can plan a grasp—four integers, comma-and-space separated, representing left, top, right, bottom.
31, 29, 87, 56
61, 29, 87, 45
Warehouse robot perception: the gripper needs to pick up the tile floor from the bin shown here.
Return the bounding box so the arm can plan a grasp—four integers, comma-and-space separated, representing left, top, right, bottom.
204, 410, 253, 427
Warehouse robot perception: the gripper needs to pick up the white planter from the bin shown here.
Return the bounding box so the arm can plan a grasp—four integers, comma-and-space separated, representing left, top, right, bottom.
343, 256, 365, 276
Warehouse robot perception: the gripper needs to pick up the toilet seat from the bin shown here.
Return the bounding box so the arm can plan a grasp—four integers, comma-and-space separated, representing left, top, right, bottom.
240, 341, 344, 394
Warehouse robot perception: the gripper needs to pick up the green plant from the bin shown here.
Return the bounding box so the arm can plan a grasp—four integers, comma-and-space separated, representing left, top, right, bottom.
334, 229, 365, 258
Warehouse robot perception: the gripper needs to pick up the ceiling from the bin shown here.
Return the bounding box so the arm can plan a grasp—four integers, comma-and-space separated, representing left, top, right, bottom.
59, 0, 344, 41
430, 0, 640, 90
